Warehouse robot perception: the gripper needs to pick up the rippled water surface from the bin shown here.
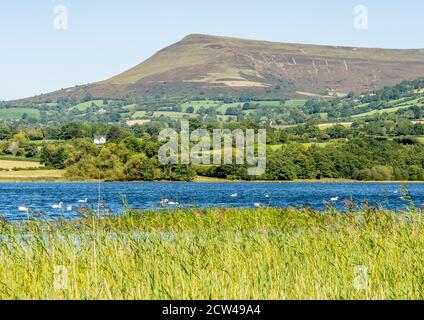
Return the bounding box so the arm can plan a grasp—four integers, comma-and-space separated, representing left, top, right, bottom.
0, 182, 423, 221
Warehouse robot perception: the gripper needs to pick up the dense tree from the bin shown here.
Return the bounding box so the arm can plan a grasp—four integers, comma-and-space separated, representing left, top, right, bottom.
124, 154, 158, 181
40, 145, 68, 169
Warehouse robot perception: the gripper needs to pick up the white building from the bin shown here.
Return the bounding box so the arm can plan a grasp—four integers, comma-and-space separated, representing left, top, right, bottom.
94, 136, 107, 145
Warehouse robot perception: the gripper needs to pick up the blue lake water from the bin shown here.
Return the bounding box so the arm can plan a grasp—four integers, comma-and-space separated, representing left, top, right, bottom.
0, 182, 423, 221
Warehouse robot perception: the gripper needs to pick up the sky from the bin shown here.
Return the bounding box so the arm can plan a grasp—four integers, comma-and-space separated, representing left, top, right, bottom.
0, 0, 423, 101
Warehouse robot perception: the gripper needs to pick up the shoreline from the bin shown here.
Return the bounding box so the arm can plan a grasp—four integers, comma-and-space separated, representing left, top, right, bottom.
0, 177, 423, 184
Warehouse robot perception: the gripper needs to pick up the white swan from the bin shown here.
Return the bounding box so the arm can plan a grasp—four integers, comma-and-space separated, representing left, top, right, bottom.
78, 198, 88, 203
330, 197, 339, 202
18, 206, 29, 212
67, 205, 73, 211
254, 203, 261, 208
231, 193, 238, 198
52, 202, 63, 209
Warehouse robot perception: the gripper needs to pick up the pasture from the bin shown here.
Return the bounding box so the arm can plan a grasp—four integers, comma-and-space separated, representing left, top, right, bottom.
0, 160, 44, 170
0, 169, 64, 182
0, 108, 40, 120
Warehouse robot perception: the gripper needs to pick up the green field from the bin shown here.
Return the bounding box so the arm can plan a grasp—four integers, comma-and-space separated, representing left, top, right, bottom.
317, 122, 353, 129
153, 111, 197, 119
301, 141, 337, 148
0, 108, 40, 120
217, 115, 237, 121
0, 159, 43, 169
36, 102, 59, 107
269, 144, 284, 151
0, 169, 65, 182
216, 102, 241, 113
181, 100, 293, 114
123, 104, 137, 111
0, 208, 422, 299
181, 100, 222, 112
319, 112, 329, 119
353, 98, 424, 118
73, 100, 106, 111
353, 106, 416, 118
283, 99, 307, 108
250, 100, 284, 107
269, 141, 334, 151
131, 111, 147, 119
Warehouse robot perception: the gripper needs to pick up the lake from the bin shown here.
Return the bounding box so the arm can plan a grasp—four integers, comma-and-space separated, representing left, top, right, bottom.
0, 182, 423, 221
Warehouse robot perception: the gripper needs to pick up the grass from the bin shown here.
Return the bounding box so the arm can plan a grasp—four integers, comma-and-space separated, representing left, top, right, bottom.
0, 207, 423, 299
181, 100, 222, 112
0, 156, 40, 162
0, 108, 40, 120
194, 176, 230, 182
269, 144, 284, 151
131, 111, 147, 119
301, 141, 336, 148
180, 99, 295, 115
352, 106, 412, 118
153, 111, 198, 119
0, 160, 44, 170
127, 119, 152, 127
103, 33, 424, 88
217, 115, 237, 121
317, 122, 353, 129
0, 169, 65, 182
216, 102, 240, 113
269, 141, 334, 151
352, 99, 423, 118
284, 99, 307, 108
73, 100, 105, 111
123, 104, 137, 111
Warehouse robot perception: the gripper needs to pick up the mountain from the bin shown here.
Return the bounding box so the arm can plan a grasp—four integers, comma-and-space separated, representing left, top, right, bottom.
15, 34, 424, 104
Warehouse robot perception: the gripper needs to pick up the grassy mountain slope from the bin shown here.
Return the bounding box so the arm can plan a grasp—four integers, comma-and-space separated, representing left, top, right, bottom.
14, 34, 424, 104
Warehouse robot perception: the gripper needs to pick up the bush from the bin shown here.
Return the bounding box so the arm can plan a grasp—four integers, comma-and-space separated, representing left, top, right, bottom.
124, 154, 158, 181
354, 166, 394, 181
40, 145, 67, 169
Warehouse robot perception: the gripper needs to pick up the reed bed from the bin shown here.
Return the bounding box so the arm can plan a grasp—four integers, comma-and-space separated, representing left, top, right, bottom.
0, 207, 423, 300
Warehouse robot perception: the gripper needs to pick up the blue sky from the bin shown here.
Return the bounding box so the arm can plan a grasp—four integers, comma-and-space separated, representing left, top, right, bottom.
1, 0, 423, 100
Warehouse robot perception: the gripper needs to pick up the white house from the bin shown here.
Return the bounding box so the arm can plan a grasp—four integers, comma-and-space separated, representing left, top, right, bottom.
94, 136, 107, 145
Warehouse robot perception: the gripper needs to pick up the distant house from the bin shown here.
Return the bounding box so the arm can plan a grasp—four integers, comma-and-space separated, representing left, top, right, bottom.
94, 136, 107, 145
97, 108, 107, 114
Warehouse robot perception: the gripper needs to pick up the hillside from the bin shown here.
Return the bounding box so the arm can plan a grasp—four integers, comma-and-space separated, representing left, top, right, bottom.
15, 34, 424, 104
